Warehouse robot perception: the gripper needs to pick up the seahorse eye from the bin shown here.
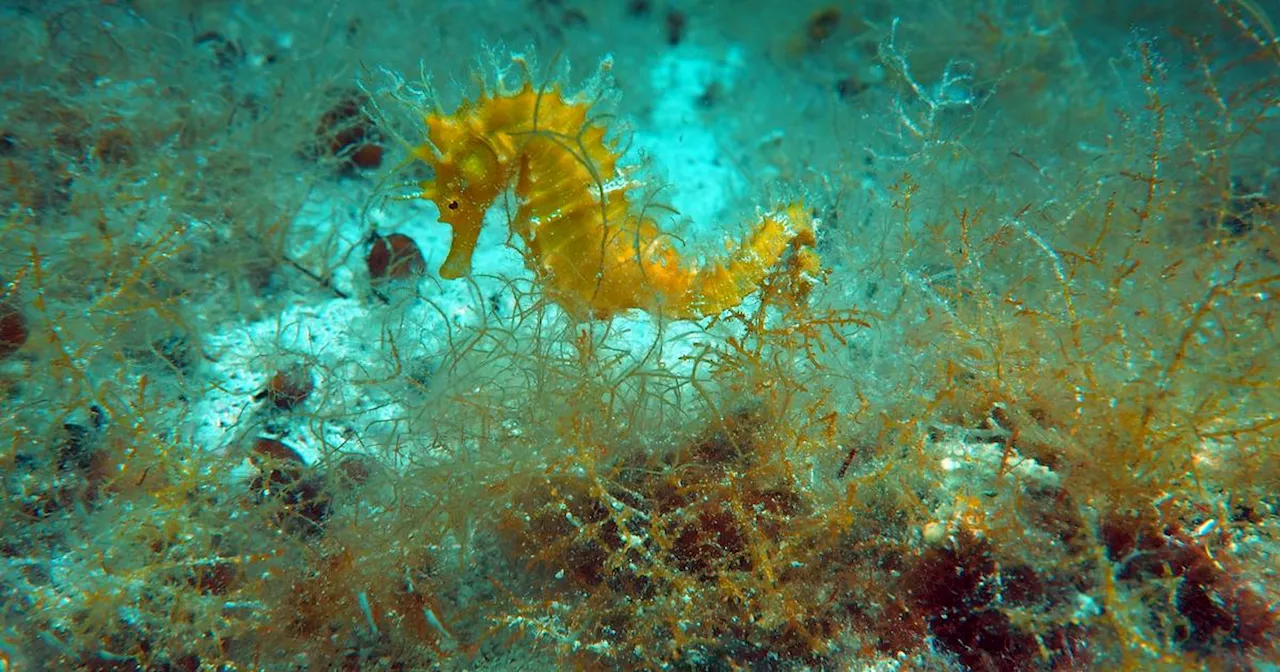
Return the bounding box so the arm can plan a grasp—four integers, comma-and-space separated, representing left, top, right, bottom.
448, 200, 459, 210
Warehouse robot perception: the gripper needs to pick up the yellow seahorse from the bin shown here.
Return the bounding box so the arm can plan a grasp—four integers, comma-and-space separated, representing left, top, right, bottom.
410, 56, 819, 320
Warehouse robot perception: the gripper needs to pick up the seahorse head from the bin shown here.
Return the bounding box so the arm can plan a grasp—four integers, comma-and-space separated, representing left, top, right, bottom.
413, 96, 524, 279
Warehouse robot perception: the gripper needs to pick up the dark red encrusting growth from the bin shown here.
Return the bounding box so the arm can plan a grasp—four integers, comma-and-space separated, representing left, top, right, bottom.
806, 7, 841, 44
346, 142, 384, 169
315, 91, 383, 170
249, 437, 331, 535
898, 530, 1090, 671
0, 299, 28, 360
366, 232, 427, 281
503, 473, 622, 587
258, 365, 314, 410
333, 454, 375, 488
281, 544, 451, 665
189, 560, 237, 596
1101, 512, 1278, 655
78, 647, 204, 672
12, 421, 114, 523
496, 407, 844, 668
251, 436, 306, 464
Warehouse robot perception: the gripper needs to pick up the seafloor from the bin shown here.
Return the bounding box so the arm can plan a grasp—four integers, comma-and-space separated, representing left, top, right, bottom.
1, 1, 1277, 670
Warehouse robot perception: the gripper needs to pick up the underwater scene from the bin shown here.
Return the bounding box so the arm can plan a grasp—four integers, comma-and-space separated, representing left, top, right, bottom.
1, 0, 1278, 670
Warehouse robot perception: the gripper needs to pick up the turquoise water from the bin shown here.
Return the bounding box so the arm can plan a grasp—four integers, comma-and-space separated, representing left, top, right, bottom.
1, 1, 1277, 670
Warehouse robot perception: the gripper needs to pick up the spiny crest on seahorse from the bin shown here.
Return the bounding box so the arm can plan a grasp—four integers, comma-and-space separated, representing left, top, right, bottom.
410, 53, 820, 320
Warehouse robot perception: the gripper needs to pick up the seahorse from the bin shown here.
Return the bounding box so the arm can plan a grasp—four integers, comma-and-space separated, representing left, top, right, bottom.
409, 56, 819, 320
